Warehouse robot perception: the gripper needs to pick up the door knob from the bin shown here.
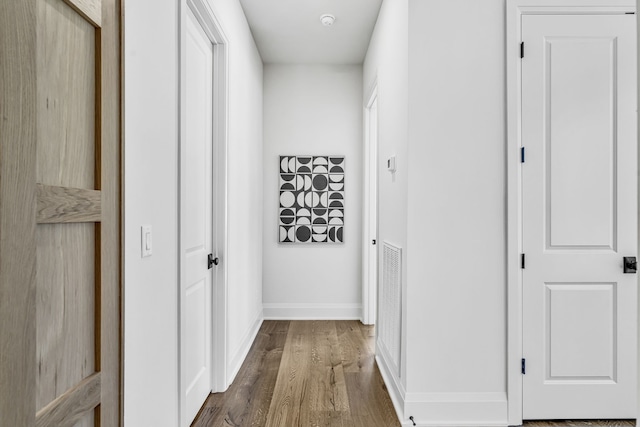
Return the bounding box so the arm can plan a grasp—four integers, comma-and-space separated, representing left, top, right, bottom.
623, 256, 637, 274
208, 254, 219, 269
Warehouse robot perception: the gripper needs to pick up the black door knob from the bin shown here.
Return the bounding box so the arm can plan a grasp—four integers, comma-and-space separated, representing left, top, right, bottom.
208, 254, 219, 269
624, 256, 637, 274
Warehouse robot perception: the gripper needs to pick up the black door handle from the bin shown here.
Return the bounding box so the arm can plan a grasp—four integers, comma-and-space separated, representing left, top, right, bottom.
208, 254, 219, 269
624, 256, 637, 274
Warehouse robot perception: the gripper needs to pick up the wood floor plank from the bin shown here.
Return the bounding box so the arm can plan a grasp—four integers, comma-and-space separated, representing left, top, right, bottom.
344, 367, 400, 426
309, 410, 348, 427
265, 321, 313, 427
359, 322, 375, 352
308, 321, 349, 413
242, 321, 290, 426
335, 320, 374, 374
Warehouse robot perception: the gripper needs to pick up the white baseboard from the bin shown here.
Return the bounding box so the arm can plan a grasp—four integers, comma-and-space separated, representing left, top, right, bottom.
263, 303, 362, 320
375, 341, 406, 424
226, 309, 263, 387
375, 340, 508, 427
403, 392, 508, 426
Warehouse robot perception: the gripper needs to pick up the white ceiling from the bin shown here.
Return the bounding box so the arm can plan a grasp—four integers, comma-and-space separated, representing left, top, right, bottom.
238, 0, 383, 64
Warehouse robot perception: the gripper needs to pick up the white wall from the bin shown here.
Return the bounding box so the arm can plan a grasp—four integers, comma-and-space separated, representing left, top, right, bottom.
123, 0, 263, 425
209, 0, 265, 382
365, 0, 509, 424
262, 64, 363, 319
404, 0, 507, 422
362, 0, 409, 407
123, 1, 180, 424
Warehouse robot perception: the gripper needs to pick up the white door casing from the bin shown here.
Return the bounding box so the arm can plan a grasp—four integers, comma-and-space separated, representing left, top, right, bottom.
180, 0, 230, 408
521, 13, 637, 419
183, 0, 230, 395
363, 84, 379, 325
181, 6, 214, 426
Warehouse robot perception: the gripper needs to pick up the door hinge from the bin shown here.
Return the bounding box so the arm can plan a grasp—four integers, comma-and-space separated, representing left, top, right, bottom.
520, 147, 525, 163
521, 253, 525, 269
521, 358, 526, 374
520, 42, 524, 58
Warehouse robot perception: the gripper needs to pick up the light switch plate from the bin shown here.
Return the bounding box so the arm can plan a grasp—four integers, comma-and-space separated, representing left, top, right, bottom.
141, 225, 152, 257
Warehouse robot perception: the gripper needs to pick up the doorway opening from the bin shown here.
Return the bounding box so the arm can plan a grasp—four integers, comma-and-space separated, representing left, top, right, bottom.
179, 0, 229, 425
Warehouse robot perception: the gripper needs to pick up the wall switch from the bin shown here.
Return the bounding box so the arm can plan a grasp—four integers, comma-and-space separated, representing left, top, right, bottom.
141, 225, 152, 257
387, 156, 396, 172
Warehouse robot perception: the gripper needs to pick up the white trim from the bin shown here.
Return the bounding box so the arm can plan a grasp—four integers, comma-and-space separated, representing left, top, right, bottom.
178, 2, 230, 425
378, 342, 509, 427
505, 3, 524, 424
184, 0, 230, 395
226, 309, 263, 388
376, 340, 406, 423
403, 393, 507, 427
263, 303, 362, 320
506, 1, 636, 425
362, 81, 379, 326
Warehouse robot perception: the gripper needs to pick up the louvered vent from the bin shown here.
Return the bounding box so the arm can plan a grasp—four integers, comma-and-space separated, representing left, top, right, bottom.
380, 241, 402, 377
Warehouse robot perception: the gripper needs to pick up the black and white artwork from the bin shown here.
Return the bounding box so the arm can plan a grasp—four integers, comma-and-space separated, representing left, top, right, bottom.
279, 155, 344, 243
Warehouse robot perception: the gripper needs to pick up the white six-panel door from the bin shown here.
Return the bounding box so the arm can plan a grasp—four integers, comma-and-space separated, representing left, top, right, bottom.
521, 14, 637, 419
181, 7, 214, 426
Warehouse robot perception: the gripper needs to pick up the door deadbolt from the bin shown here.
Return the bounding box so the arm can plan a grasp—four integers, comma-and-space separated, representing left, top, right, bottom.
623, 256, 637, 274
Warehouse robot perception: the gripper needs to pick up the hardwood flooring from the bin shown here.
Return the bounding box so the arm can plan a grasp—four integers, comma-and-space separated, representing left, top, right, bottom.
192, 320, 400, 427
192, 320, 636, 427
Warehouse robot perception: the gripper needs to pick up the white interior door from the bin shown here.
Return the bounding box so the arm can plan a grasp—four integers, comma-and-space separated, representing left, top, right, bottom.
181, 7, 214, 426
521, 13, 637, 419
363, 91, 378, 325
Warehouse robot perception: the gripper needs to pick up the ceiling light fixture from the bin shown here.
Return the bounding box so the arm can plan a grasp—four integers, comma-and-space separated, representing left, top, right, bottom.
320, 14, 335, 27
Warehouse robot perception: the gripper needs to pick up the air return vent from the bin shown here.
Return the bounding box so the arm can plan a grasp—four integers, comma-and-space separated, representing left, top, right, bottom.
380, 241, 402, 377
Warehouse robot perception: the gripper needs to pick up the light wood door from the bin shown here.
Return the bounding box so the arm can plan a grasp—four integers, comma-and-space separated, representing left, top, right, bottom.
0, 0, 121, 426
181, 7, 214, 426
521, 14, 637, 419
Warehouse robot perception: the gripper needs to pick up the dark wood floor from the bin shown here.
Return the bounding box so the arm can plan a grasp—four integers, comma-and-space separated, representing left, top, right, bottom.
192, 320, 400, 426
191, 320, 636, 427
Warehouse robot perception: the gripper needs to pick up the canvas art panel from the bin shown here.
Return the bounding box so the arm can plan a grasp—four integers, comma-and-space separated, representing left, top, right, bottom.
279, 155, 344, 243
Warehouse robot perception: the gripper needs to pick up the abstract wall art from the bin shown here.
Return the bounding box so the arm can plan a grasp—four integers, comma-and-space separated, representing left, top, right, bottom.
279, 155, 344, 243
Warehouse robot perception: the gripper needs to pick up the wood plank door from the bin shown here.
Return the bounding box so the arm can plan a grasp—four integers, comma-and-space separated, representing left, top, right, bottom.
0, 0, 121, 426
521, 13, 637, 419
180, 7, 214, 426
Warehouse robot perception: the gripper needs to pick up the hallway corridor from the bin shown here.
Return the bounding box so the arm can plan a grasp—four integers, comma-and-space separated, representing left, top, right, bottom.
192, 321, 400, 426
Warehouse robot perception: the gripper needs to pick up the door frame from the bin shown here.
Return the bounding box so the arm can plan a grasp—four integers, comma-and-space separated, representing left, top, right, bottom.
178, 0, 229, 420
506, 1, 637, 424
362, 81, 379, 325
